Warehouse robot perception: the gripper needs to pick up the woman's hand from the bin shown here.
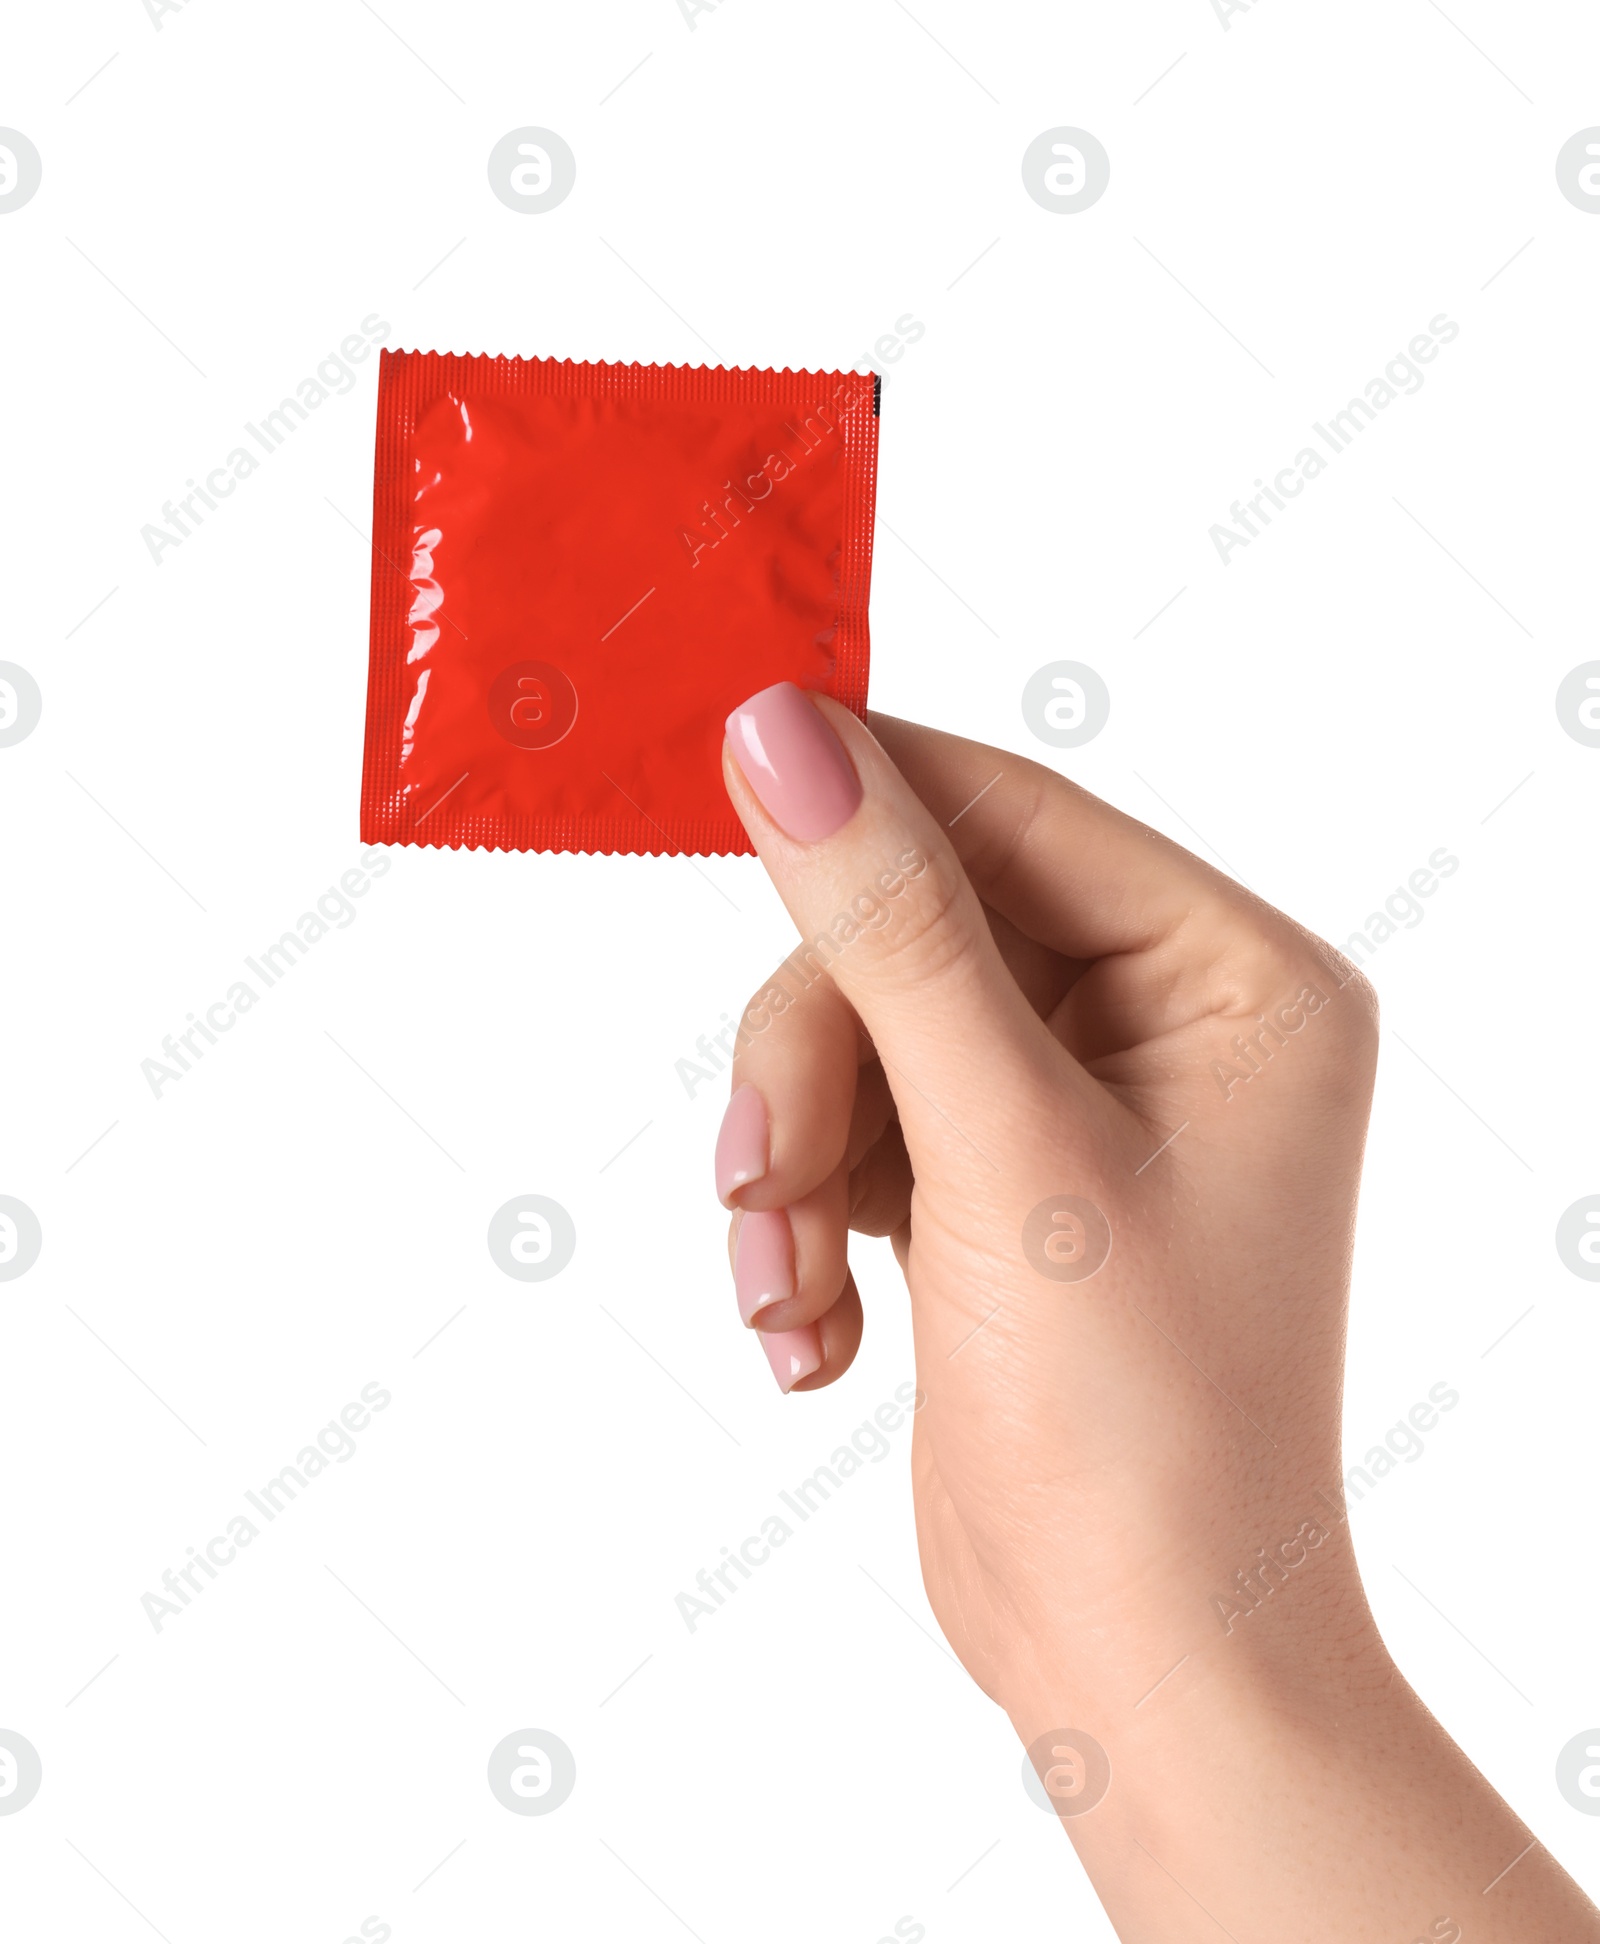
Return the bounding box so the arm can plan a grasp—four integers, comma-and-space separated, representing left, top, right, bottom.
715, 683, 1599, 1943
717, 681, 1373, 1706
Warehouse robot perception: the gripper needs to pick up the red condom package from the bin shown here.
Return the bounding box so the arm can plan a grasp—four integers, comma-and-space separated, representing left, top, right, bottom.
360, 352, 881, 855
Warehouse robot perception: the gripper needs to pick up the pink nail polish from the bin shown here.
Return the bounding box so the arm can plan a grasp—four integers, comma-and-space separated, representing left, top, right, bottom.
733, 1208, 795, 1325
715, 1084, 768, 1205
758, 1323, 822, 1393
724, 682, 863, 842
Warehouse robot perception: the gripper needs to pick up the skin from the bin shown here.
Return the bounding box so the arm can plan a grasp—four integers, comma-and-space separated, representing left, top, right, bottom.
717, 700, 1600, 1942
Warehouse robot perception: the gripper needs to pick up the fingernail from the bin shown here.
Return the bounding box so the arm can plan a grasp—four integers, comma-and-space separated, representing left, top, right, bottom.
724, 682, 863, 842
733, 1208, 795, 1325
715, 1084, 768, 1205
758, 1323, 822, 1394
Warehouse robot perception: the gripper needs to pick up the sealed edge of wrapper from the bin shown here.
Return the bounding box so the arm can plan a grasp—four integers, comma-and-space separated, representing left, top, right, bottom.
359, 350, 881, 857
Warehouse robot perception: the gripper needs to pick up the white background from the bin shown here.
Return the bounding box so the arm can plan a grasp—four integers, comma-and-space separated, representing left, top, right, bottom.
3, 1, 1599, 1938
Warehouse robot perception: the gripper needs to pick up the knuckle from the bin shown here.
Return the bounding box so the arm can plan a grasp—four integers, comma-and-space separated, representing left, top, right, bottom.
1288, 925, 1380, 1046
853, 847, 973, 986
1249, 925, 1381, 1074
954, 766, 1054, 899
1327, 954, 1381, 1039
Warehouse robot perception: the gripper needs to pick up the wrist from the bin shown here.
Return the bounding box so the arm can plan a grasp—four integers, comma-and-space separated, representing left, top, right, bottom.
1002, 1571, 1405, 1913
994, 1501, 1389, 1756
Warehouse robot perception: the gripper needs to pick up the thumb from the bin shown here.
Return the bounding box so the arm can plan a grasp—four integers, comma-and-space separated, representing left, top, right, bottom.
721, 683, 1087, 1171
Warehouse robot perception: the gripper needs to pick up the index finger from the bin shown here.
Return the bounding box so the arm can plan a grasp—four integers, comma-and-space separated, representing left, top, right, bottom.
867, 711, 1292, 974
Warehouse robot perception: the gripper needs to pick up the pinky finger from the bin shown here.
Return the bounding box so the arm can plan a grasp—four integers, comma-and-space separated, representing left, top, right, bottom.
758, 1271, 863, 1394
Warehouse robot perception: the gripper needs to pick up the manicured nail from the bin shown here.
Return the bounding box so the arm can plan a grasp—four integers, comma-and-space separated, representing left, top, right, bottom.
758, 1323, 822, 1393
725, 682, 863, 842
715, 1084, 768, 1205
733, 1208, 795, 1325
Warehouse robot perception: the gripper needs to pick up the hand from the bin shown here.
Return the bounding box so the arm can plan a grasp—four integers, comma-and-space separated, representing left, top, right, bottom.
714, 682, 1599, 1942
717, 681, 1373, 1703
